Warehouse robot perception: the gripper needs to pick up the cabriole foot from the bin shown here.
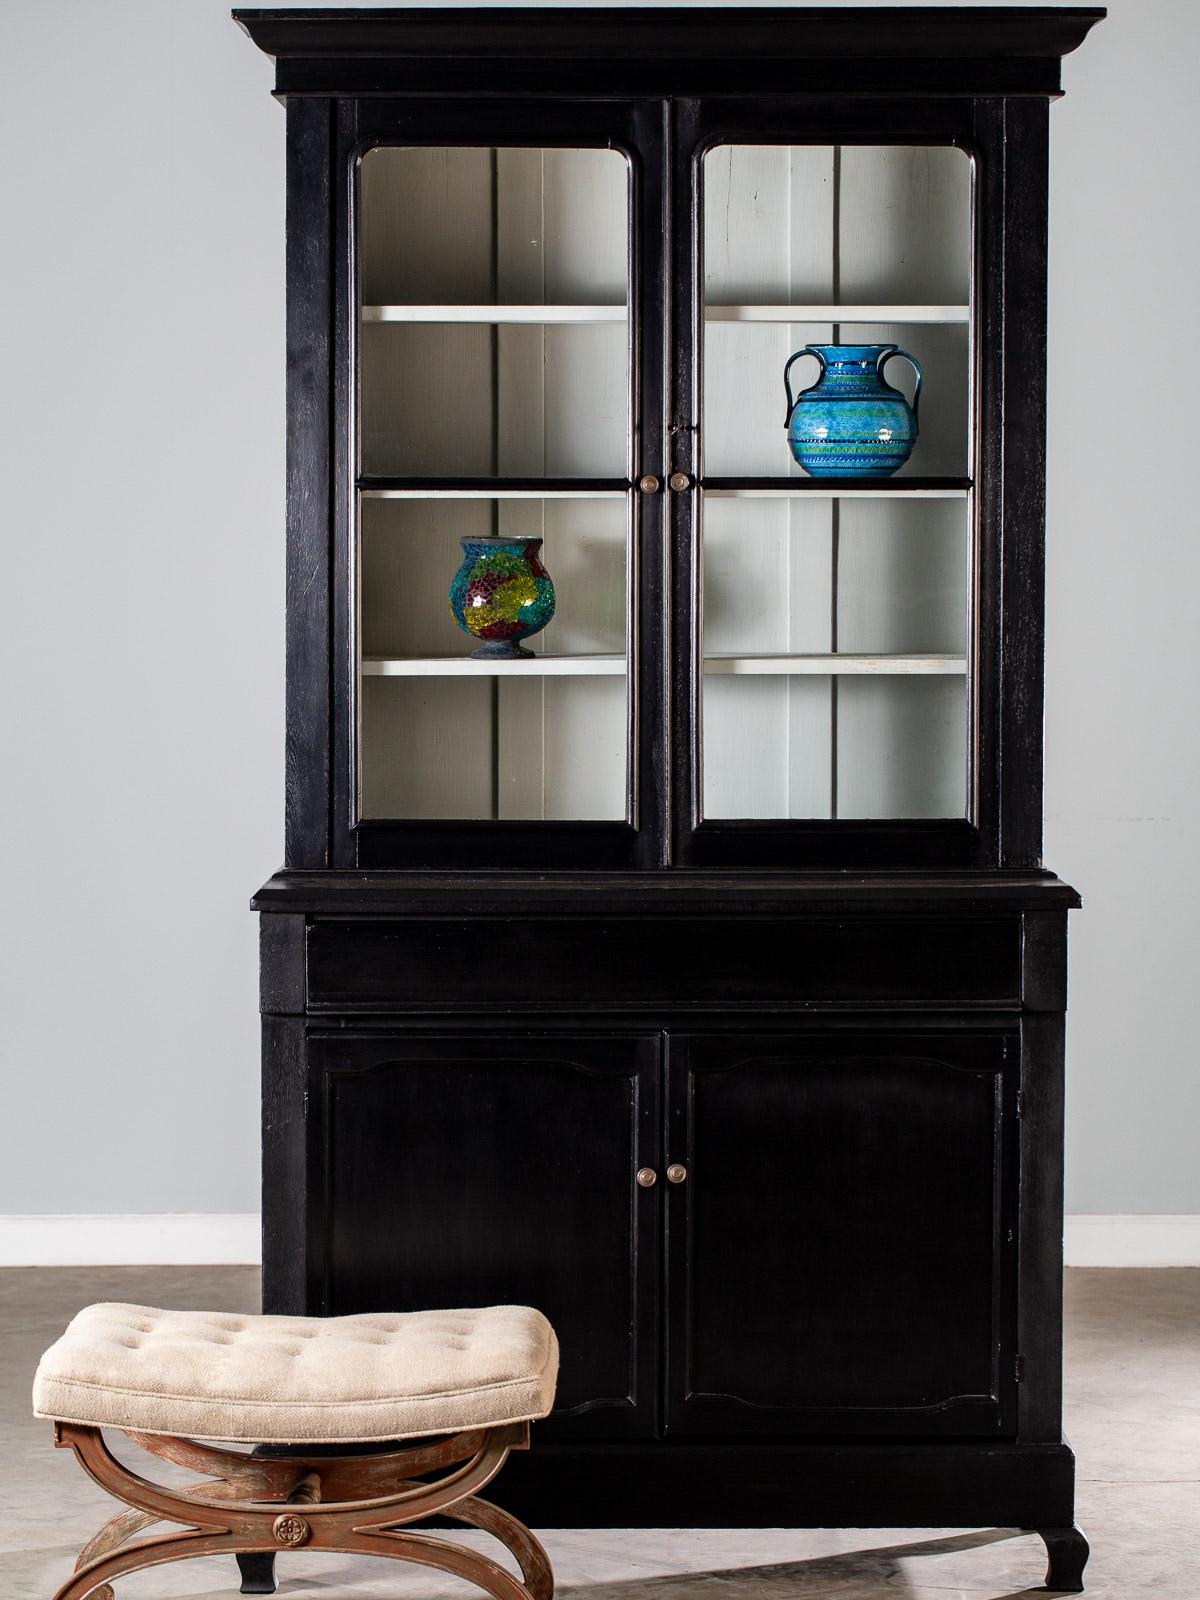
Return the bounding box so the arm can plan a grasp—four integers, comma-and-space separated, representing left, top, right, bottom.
1037, 1525, 1089, 1593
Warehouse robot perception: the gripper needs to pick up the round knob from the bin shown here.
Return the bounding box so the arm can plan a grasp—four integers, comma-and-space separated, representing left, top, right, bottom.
636, 1167, 658, 1188
667, 1163, 688, 1185
669, 472, 693, 492
638, 474, 660, 495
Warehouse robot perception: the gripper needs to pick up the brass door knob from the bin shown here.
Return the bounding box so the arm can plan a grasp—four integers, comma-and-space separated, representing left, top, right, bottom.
638, 474, 660, 494
669, 472, 693, 492
667, 1163, 688, 1184
636, 1167, 658, 1188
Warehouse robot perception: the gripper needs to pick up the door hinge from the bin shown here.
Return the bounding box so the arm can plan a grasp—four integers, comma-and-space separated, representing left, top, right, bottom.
1016, 1090, 1026, 1119
1014, 1354, 1025, 1383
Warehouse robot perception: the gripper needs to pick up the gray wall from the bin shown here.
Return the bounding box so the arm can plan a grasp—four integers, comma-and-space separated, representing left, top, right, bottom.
0, 0, 1195, 1217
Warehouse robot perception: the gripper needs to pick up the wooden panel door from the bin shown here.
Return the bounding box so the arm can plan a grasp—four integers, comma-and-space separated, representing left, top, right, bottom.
665, 1031, 1018, 1436
308, 1032, 660, 1439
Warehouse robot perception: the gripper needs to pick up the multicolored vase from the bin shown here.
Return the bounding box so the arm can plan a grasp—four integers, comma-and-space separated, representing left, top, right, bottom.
784, 343, 923, 477
449, 535, 556, 659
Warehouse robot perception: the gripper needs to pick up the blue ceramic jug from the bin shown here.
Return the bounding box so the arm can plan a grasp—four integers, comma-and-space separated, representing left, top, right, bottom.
784, 343, 922, 477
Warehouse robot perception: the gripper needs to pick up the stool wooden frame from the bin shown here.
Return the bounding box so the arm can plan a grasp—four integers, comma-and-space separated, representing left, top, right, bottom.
51, 1419, 552, 1600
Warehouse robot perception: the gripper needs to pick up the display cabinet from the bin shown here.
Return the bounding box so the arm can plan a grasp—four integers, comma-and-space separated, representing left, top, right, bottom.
241, 8, 1102, 1594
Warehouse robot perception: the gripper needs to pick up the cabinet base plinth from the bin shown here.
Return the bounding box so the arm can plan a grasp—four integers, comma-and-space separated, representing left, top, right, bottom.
490, 1442, 1076, 1530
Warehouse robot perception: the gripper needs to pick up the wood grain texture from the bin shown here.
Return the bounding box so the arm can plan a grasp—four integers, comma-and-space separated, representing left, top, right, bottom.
997, 97, 1051, 868
1017, 1007, 1068, 1443
258, 915, 305, 1016
283, 98, 334, 869
260, 1016, 309, 1315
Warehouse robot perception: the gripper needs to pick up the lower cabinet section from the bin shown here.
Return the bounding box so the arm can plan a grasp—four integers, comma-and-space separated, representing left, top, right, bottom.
304, 1025, 1019, 1444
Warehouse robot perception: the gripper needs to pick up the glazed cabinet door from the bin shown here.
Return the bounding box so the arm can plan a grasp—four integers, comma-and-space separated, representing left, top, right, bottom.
667, 95, 1021, 868
307, 1032, 660, 1439
331, 97, 668, 871
665, 1031, 1019, 1436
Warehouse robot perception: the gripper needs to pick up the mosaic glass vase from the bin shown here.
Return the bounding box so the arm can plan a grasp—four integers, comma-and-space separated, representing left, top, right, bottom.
449, 535, 557, 659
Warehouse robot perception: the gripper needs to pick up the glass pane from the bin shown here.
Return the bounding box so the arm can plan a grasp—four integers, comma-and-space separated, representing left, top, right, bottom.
700, 143, 972, 821
359, 147, 629, 478
356, 146, 631, 822
359, 494, 627, 821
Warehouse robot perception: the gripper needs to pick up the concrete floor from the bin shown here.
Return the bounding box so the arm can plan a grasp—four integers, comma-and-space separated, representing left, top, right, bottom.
1, 1268, 1197, 1599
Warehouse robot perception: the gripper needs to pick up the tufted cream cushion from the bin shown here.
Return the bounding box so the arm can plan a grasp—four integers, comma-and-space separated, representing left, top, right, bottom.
33, 1302, 558, 1444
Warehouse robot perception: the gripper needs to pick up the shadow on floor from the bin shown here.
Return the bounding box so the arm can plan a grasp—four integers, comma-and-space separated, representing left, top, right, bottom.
545, 1528, 1054, 1600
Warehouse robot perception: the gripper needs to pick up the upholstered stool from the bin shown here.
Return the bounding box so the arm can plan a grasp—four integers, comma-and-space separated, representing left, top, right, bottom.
33, 1301, 558, 1600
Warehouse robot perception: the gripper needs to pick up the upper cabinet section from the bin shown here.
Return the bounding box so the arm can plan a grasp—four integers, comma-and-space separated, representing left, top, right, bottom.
236, 7, 1104, 872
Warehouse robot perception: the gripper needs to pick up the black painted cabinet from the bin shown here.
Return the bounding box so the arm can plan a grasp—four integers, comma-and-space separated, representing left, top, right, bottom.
241, 8, 1100, 1589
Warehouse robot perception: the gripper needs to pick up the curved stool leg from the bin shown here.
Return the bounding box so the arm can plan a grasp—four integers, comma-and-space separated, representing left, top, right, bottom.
360, 1527, 541, 1600
53, 1529, 240, 1600
449, 1494, 554, 1600
74, 1505, 158, 1600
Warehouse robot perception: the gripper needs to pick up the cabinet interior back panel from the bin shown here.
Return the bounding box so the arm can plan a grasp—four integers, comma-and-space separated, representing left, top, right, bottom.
837, 677, 967, 819
704, 498, 833, 819
360, 500, 627, 820
359, 144, 629, 478
701, 144, 971, 822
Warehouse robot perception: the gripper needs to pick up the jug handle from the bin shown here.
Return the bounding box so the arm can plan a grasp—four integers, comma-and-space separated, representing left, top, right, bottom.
878, 347, 923, 421
784, 346, 824, 427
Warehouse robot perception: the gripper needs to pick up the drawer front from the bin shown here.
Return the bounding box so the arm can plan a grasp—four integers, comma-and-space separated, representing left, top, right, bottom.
306, 915, 1021, 1012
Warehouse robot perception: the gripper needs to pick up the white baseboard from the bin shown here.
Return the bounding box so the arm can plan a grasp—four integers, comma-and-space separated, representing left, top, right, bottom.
0, 1214, 260, 1267
1064, 1214, 1200, 1268
0, 1213, 1198, 1268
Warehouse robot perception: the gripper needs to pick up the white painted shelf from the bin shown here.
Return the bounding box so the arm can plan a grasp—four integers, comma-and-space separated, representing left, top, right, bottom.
704, 486, 970, 500
362, 303, 968, 326
359, 487, 627, 501
364, 653, 966, 678
364, 654, 626, 677
705, 304, 969, 323
704, 654, 967, 676
363, 304, 627, 324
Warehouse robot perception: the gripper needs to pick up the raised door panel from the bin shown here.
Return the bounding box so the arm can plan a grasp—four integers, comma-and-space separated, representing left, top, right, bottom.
308, 1033, 660, 1439
666, 1031, 1017, 1436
